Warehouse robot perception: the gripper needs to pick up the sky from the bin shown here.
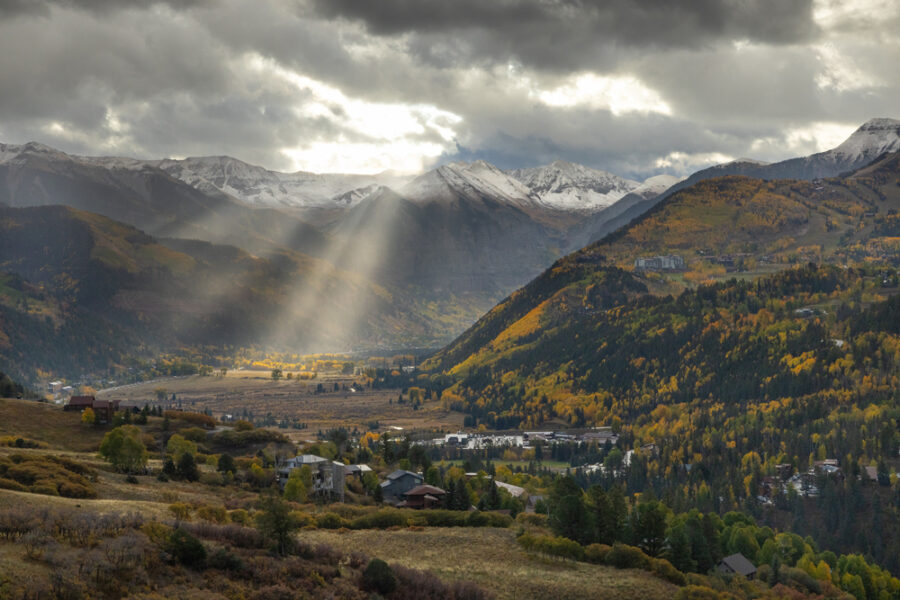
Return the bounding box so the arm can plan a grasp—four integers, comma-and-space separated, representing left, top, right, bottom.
0, 0, 897, 180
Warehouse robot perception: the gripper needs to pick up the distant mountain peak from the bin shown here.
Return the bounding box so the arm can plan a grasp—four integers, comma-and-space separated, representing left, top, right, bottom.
832, 117, 900, 162
508, 161, 640, 211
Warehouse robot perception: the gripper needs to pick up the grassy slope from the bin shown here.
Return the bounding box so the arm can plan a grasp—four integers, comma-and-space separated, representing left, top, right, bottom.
303, 528, 676, 600
0, 398, 675, 600
0, 398, 106, 452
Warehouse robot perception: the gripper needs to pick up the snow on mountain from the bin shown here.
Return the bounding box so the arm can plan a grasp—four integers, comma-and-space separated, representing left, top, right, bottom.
630, 173, 684, 198
401, 160, 538, 207
153, 156, 412, 209
0, 142, 71, 165
829, 118, 900, 163
508, 160, 640, 211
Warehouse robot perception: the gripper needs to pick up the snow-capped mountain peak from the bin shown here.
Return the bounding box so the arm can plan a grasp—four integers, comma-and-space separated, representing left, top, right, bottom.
508, 161, 640, 211
402, 160, 537, 206
831, 117, 900, 163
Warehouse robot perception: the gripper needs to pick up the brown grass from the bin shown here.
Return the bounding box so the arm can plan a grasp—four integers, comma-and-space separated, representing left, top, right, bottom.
302, 527, 677, 600
0, 398, 106, 452
97, 375, 465, 433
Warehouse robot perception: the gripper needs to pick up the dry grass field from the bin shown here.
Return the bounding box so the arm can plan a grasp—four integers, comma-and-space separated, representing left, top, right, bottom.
303, 527, 677, 600
96, 374, 465, 433
0, 397, 107, 451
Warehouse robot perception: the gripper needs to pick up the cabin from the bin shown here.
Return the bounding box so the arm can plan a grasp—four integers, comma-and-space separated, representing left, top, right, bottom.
397, 484, 446, 509
344, 464, 373, 479
63, 395, 120, 424
718, 553, 757, 579
380, 470, 423, 502
278, 454, 346, 501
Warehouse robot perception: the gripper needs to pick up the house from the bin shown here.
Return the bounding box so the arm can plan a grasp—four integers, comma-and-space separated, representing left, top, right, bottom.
64, 396, 120, 424
64, 396, 95, 412
718, 553, 757, 579
380, 470, 423, 502
494, 481, 526, 498
864, 465, 879, 483
344, 464, 373, 478
634, 255, 685, 272
397, 484, 446, 509
278, 454, 345, 501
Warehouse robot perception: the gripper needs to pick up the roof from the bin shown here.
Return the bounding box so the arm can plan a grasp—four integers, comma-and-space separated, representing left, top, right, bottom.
403, 484, 446, 497
67, 396, 94, 406
345, 464, 372, 474
720, 553, 757, 576
283, 454, 329, 468
865, 465, 879, 480
386, 469, 421, 481
495, 481, 526, 497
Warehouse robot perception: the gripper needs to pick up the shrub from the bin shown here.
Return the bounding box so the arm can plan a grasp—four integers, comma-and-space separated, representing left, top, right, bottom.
675, 585, 725, 600
228, 509, 250, 525
0, 478, 26, 492
207, 548, 244, 572
196, 505, 229, 524
585, 543, 612, 564
650, 557, 687, 586
315, 512, 346, 529
516, 512, 548, 527
166, 528, 207, 567
169, 502, 192, 521
349, 508, 408, 529
164, 411, 216, 429
361, 558, 397, 595
606, 543, 650, 570
516, 533, 585, 561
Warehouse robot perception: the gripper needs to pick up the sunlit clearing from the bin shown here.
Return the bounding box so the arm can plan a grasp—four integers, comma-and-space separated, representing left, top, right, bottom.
245, 54, 461, 174
537, 73, 672, 116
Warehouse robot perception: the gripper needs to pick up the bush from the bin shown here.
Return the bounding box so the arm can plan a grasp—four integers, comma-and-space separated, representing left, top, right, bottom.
207, 548, 244, 572
349, 508, 408, 530
166, 528, 207, 567
196, 505, 229, 524
675, 585, 725, 600
585, 543, 612, 564
315, 512, 346, 529
650, 557, 687, 586
517, 533, 585, 561
606, 543, 651, 570
516, 512, 548, 527
361, 558, 397, 595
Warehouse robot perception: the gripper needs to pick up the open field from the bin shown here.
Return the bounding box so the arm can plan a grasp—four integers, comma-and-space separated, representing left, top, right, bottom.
97, 375, 465, 433
0, 397, 107, 452
304, 527, 676, 600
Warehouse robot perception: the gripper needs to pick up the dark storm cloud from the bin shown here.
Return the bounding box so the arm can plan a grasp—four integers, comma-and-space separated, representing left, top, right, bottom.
0, 0, 207, 18
0, 0, 895, 177
311, 0, 820, 70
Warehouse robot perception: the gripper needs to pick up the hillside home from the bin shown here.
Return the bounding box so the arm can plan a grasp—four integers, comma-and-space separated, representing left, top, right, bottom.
717, 553, 757, 579
397, 484, 446, 509
63, 395, 120, 424
380, 469, 423, 502
278, 454, 346, 501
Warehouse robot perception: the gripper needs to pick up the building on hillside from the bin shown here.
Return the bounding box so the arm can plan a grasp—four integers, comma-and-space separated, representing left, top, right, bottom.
380, 470, 423, 502
344, 464, 373, 479
494, 480, 526, 498
634, 255, 685, 272
397, 484, 446, 509
277, 454, 346, 501
63, 395, 120, 424
718, 553, 757, 579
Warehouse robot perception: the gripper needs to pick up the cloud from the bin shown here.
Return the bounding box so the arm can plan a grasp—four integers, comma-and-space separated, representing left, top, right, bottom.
0, 0, 896, 178
311, 0, 820, 72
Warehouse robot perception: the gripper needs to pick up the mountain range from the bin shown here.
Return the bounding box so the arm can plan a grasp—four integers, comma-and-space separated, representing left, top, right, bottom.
1, 117, 899, 381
